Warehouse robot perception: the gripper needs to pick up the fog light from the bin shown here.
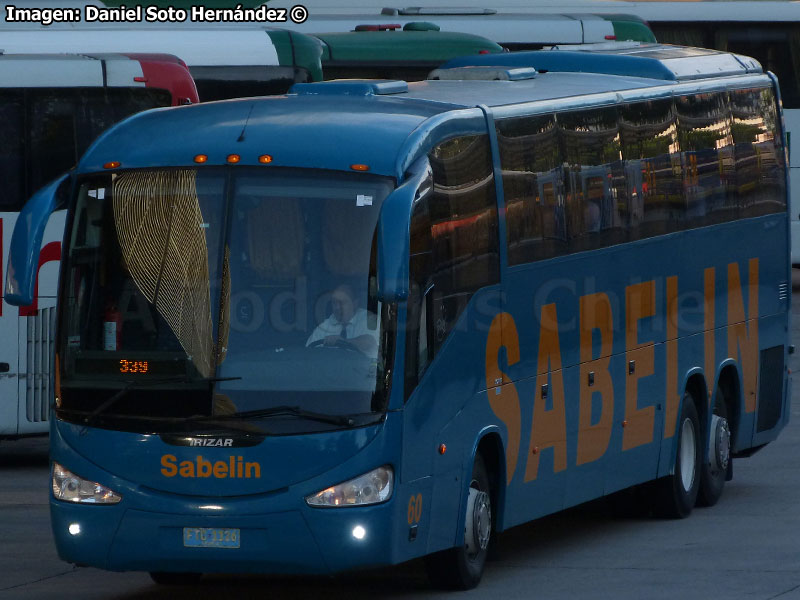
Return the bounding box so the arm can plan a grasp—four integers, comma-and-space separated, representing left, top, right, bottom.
68, 523, 81, 536
352, 525, 366, 540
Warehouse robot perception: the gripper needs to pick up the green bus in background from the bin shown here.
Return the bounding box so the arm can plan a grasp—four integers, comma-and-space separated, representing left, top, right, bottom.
314, 23, 503, 81
292, 8, 656, 49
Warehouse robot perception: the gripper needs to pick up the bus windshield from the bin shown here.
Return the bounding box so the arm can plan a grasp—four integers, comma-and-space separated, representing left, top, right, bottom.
58, 167, 395, 433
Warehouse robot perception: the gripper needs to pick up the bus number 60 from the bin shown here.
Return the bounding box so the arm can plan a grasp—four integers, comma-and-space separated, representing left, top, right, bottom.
407, 493, 423, 525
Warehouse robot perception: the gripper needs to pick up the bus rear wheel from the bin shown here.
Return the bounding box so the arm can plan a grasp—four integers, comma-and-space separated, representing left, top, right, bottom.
654, 394, 701, 518
697, 397, 731, 507
425, 453, 492, 590
149, 572, 202, 585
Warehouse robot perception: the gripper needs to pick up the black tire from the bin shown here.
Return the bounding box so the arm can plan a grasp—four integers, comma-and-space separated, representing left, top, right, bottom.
654, 394, 701, 518
697, 396, 731, 507
425, 453, 492, 590
149, 572, 202, 585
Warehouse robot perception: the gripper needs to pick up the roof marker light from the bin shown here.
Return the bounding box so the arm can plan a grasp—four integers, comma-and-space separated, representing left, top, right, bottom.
351, 164, 370, 172
258, 154, 273, 164
194, 154, 208, 164
227, 154, 241, 164
103, 161, 121, 169
605, 35, 617, 40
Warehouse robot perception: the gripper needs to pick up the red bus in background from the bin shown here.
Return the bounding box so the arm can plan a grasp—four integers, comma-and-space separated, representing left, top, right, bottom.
0, 52, 197, 439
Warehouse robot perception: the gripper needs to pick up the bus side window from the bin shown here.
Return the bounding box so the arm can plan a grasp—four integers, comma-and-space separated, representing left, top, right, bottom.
28, 89, 80, 199
0, 90, 24, 210
723, 28, 800, 109
730, 87, 787, 218
676, 92, 735, 227
619, 98, 682, 241
405, 135, 500, 400
559, 107, 627, 252
428, 135, 499, 340
495, 114, 565, 265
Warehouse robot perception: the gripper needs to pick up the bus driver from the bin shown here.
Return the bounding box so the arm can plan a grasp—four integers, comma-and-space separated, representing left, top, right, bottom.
305, 284, 378, 355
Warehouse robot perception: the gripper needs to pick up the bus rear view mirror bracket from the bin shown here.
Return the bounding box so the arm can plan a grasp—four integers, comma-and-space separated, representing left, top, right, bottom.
5, 173, 70, 307
376, 157, 432, 303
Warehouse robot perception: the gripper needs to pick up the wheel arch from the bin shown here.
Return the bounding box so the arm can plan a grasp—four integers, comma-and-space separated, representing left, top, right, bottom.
713, 359, 743, 450
685, 370, 709, 446
465, 427, 506, 535
665, 368, 708, 471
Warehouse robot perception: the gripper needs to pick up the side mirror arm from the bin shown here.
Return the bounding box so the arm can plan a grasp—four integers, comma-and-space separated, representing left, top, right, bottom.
6, 174, 70, 306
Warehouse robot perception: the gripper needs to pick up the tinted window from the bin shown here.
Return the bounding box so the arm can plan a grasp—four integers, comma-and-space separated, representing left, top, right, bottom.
0, 91, 25, 210
496, 114, 566, 265
428, 135, 500, 296
405, 135, 500, 394
730, 87, 787, 217
191, 66, 305, 101
724, 27, 800, 109
560, 107, 628, 252
619, 98, 682, 240
676, 92, 736, 226
4, 87, 172, 211
651, 23, 800, 109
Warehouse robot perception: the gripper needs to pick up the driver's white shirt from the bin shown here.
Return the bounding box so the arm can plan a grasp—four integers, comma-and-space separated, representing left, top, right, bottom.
305, 308, 379, 347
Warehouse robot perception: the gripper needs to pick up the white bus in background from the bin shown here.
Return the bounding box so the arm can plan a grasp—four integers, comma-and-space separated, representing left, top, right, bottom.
0, 52, 198, 438
298, 0, 800, 263
289, 8, 656, 47
0, 23, 324, 100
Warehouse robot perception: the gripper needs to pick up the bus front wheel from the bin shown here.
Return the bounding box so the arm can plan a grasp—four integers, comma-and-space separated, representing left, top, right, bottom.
655, 394, 701, 518
424, 453, 492, 590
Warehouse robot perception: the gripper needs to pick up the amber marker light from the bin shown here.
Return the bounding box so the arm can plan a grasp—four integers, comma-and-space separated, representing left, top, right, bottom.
438, 444, 447, 455
350, 164, 370, 172
103, 161, 121, 169
227, 154, 241, 164
258, 154, 273, 164
194, 154, 208, 164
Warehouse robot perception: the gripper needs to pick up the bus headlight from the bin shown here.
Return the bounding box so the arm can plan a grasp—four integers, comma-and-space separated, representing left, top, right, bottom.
52, 463, 122, 504
305, 466, 393, 507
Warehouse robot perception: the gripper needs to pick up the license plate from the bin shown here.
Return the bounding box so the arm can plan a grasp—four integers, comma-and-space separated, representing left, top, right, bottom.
183, 527, 240, 549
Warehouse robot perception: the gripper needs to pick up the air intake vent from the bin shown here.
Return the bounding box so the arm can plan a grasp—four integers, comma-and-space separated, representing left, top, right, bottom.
778, 281, 789, 302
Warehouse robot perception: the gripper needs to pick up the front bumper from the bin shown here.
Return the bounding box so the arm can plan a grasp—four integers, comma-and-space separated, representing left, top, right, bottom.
52, 496, 396, 575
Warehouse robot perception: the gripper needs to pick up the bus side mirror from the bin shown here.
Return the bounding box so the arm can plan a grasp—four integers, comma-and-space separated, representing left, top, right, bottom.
377, 158, 432, 302
5, 174, 70, 306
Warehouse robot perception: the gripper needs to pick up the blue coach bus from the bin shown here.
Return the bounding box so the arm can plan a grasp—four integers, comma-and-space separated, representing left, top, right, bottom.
5, 44, 790, 588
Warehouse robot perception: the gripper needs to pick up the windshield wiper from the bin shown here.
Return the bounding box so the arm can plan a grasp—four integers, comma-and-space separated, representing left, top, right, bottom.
190, 405, 368, 427
80, 376, 242, 428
